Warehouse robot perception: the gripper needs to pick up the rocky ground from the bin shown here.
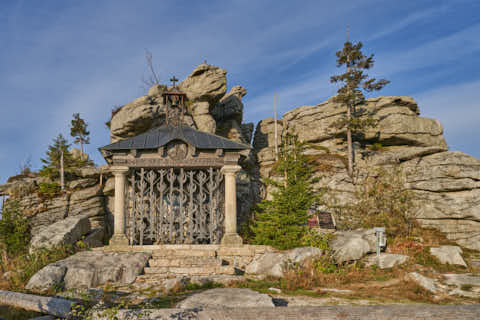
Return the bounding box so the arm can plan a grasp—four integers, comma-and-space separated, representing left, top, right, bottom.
0, 228, 476, 319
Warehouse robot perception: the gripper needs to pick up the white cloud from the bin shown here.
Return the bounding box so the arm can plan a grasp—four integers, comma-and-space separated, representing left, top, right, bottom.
367, 4, 450, 41
415, 80, 480, 157
376, 23, 480, 76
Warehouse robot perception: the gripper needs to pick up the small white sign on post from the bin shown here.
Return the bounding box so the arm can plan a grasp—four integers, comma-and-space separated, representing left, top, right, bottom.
374, 227, 386, 262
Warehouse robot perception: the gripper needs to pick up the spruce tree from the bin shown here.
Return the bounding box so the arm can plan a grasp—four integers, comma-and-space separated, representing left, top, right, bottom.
330, 40, 389, 177
70, 113, 90, 155
251, 132, 318, 250
40, 134, 75, 179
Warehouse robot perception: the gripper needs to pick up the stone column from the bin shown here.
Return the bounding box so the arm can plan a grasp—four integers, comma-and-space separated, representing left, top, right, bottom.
109, 166, 129, 246
220, 165, 243, 246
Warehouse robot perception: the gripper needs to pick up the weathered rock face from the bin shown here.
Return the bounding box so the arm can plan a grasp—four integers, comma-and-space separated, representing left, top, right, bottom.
109, 93, 195, 143
29, 215, 92, 253
0, 167, 111, 249
26, 251, 151, 292
179, 64, 227, 104
253, 96, 480, 250
430, 246, 467, 267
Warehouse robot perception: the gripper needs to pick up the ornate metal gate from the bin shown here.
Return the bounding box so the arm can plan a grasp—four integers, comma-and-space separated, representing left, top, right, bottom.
126, 167, 225, 245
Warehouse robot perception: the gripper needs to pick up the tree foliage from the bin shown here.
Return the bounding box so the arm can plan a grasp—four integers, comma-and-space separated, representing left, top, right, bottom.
0, 201, 30, 256
330, 40, 389, 177
39, 134, 75, 179
251, 133, 319, 250
70, 113, 90, 155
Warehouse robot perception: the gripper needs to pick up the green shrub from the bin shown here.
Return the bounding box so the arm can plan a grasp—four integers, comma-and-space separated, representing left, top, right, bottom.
37, 182, 60, 198
0, 201, 30, 256
300, 229, 332, 251
332, 166, 417, 238
4, 244, 80, 291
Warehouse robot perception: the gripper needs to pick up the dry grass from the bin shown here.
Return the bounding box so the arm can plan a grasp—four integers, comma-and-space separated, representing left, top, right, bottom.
0, 243, 82, 292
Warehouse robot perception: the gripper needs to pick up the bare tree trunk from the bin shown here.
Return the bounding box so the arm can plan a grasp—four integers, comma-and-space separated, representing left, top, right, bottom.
80, 139, 84, 157
274, 93, 278, 161
283, 133, 288, 188
60, 150, 65, 191
346, 105, 353, 178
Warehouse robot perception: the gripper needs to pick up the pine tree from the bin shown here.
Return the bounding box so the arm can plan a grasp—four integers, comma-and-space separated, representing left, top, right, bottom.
40, 134, 75, 180
251, 132, 318, 250
330, 40, 389, 177
70, 113, 90, 155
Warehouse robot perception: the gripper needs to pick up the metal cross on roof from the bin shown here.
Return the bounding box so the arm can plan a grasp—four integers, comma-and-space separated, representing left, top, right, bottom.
170, 76, 179, 88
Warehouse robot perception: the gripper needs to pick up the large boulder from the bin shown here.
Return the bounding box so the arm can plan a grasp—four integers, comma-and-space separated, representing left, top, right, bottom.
176, 288, 274, 309
245, 247, 322, 278
29, 215, 92, 253
26, 251, 151, 292
110, 96, 162, 143
179, 63, 227, 104
330, 229, 377, 264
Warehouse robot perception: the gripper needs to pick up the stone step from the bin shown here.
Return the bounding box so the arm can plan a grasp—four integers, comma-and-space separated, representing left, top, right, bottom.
149, 256, 222, 267
144, 265, 236, 276
136, 274, 246, 286
153, 249, 217, 258
135, 274, 171, 282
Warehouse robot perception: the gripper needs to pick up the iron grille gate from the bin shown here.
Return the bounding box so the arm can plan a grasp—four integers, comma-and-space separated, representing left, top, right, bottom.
126, 167, 225, 245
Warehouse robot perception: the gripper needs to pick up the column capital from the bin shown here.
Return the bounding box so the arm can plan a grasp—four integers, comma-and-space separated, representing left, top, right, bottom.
221, 165, 241, 175
110, 166, 129, 175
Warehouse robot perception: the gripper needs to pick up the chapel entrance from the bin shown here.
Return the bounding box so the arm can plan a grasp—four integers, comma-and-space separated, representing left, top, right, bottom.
126, 167, 224, 245
99, 77, 249, 247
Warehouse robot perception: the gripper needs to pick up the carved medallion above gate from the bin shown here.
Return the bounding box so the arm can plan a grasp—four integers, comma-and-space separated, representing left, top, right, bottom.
166, 140, 188, 160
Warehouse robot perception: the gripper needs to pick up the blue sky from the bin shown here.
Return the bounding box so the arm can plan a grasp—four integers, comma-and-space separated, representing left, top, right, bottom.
1, 0, 479, 184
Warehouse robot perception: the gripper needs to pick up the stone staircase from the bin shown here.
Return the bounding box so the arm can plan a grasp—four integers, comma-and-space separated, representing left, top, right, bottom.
104, 244, 274, 285
135, 246, 244, 285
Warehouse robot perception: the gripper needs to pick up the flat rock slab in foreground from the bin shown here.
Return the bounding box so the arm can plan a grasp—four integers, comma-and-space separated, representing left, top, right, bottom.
0, 290, 75, 318
90, 305, 480, 320
176, 288, 275, 309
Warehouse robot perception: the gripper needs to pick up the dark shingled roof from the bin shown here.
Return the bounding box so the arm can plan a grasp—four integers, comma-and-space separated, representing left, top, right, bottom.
100, 125, 251, 151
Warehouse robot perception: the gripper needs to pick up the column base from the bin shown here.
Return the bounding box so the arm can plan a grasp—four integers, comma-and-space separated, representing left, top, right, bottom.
109, 234, 129, 246
221, 233, 243, 247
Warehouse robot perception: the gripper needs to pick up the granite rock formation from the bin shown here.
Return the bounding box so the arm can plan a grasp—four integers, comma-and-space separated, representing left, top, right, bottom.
253, 96, 480, 250
0, 166, 111, 250
105, 63, 258, 226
